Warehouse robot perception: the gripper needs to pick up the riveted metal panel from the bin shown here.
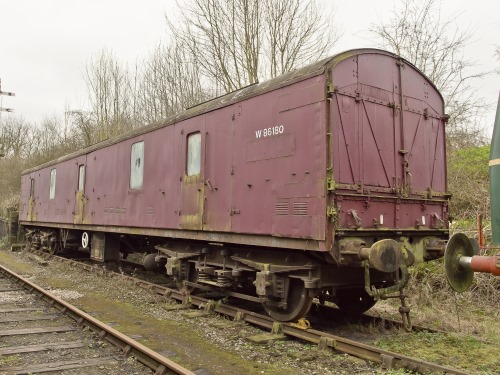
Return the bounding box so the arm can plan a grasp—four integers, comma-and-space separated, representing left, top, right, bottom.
331, 52, 448, 232
230, 75, 327, 240
90, 232, 120, 262
203, 107, 233, 232
19, 49, 449, 253
179, 118, 205, 230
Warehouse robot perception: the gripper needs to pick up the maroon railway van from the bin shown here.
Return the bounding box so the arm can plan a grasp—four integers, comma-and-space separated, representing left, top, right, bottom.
19, 49, 450, 323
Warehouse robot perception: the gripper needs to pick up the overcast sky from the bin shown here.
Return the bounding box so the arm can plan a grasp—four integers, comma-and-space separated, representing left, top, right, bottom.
1, 0, 499, 136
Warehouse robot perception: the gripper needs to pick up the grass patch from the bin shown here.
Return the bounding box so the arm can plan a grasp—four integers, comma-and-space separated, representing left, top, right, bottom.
0, 248, 304, 375
74, 293, 298, 374
0, 250, 35, 274
0, 355, 20, 366
375, 331, 499, 374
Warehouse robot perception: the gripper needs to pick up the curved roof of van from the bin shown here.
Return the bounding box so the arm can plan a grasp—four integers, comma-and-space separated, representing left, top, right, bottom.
23, 48, 441, 174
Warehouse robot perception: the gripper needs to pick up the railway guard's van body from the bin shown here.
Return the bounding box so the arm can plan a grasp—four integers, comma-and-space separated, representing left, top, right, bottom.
19, 49, 450, 322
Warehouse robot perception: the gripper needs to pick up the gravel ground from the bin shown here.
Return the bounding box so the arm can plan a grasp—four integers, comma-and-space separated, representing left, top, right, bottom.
0, 276, 152, 374
0, 248, 385, 375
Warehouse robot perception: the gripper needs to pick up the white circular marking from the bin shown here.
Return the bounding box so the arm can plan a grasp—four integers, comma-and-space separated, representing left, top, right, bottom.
82, 232, 89, 248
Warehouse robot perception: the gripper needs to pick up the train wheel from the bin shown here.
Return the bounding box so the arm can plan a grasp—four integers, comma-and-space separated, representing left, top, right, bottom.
181, 262, 199, 293
49, 238, 61, 255
143, 253, 158, 271
263, 278, 313, 322
334, 288, 376, 315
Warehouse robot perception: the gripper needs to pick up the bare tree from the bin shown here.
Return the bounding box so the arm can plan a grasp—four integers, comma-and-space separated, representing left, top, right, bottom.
0, 152, 26, 210
264, 0, 337, 77
64, 110, 95, 148
168, 0, 339, 93
31, 115, 68, 162
370, 0, 489, 148
0, 116, 33, 158
0, 116, 40, 208
167, 0, 260, 93
135, 42, 210, 124
85, 49, 137, 141
0, 114, 86, 211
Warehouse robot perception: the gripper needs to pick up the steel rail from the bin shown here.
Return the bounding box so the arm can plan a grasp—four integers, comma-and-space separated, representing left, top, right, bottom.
315, 305, 448, 335
31, 250, 447, 334
141, 281, 470, 374
0, 264, 194, 375
32, 251, 471, 374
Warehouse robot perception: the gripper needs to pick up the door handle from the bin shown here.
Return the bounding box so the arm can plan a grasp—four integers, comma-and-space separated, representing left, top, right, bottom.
205, 179, 213, 191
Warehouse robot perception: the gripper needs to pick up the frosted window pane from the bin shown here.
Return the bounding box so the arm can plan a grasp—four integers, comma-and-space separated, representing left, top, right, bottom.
49, 169, 56, 199
187, 133, 201, 176
130, 141, 144, 190
78, 165, 85, 192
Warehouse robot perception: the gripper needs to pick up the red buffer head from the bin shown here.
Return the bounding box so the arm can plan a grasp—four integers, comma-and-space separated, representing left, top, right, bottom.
444, 233, 500, 292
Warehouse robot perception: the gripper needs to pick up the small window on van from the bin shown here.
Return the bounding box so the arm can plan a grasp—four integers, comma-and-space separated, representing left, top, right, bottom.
30, 178, 35, 198
49, 169, 56, 199
78, 165, 85, 192
130, 141, 144, 190
187, 132, 201, 176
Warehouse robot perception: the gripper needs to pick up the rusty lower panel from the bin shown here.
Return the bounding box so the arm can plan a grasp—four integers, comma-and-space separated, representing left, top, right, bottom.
180, 174, 204, 230
19, 221, 323, 251
73, 191, 88, 225
27, 197, 36, 222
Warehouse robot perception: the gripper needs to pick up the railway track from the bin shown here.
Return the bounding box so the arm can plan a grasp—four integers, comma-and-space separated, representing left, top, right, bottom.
27, 249, 472, 375
0, 263, 194, 375
55, 250, 448, 335
310, 303, 448, 335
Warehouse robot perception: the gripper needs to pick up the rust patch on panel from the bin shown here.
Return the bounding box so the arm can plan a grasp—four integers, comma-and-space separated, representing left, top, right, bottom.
180, 174, 204, 230
179, 214, 203, 229
73, 191, 88, 225
27, 197, 36, 222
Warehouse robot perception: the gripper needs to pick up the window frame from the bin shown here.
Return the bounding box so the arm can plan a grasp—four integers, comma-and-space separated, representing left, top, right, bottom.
30, 178, 35, 198
186, 132, 201, 177
78, 165, 85, 192
130, 141, 144, 190
49, 169, 56, 200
